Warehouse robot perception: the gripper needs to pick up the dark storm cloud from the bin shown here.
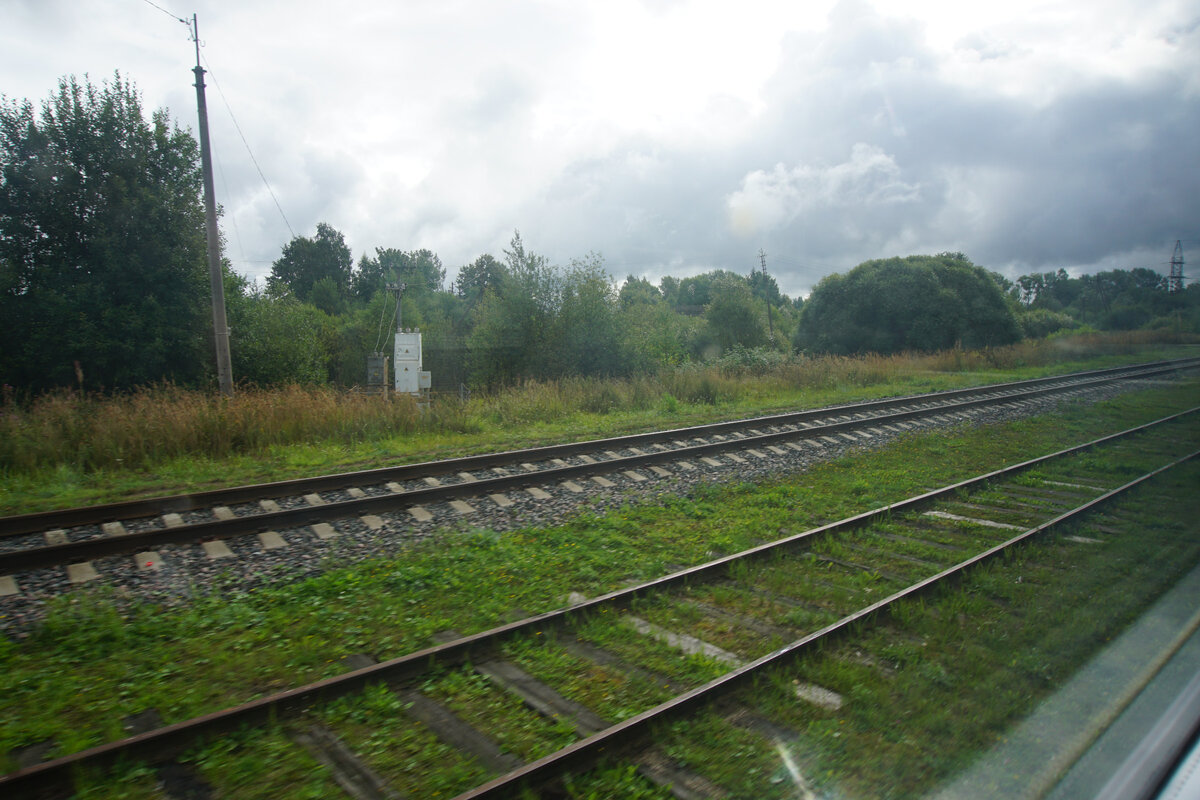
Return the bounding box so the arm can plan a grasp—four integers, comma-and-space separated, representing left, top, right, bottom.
519, 1, 1200, 296
4, 1, 1194, 292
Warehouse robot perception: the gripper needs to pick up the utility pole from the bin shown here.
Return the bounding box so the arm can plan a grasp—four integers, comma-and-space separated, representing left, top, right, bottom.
386, 282, 407, 330
191, 15, 234, 396
758, 249, 775, 343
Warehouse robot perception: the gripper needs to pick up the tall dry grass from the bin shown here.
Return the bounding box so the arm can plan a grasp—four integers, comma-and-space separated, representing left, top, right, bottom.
0, 385, 441, 474
1, 330, 1191, 476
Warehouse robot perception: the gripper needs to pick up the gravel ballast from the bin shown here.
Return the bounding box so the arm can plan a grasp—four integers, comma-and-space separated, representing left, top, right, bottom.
0, 381, 1166, 638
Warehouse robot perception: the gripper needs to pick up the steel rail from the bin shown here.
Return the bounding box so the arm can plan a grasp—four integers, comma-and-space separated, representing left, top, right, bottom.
2, 407, 1195, 799
1, 358, 1194, 539
0, 362, 1191, 575
454, 454, 1200, 799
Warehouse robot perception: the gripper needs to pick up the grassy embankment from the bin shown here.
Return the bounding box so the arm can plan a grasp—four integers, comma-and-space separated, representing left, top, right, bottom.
1, 330, 1195, 514
1, 374, 1197, 797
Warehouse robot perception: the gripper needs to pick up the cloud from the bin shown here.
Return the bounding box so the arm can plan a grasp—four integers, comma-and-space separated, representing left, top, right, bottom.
726, 144, 922, 236
518, 0, 1200, 296
2, 0, 1197, 297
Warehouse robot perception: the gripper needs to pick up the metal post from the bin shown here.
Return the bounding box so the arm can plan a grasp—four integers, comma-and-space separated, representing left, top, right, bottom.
192, 15, 234, 396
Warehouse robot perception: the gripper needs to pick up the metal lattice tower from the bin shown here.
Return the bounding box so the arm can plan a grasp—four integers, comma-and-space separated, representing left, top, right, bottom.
758, 249, 775, 342
1169, 240, 1184, 293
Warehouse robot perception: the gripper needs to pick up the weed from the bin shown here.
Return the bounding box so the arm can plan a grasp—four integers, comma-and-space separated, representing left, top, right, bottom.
0, 380, 1195, 790
1, 335, 1191, 514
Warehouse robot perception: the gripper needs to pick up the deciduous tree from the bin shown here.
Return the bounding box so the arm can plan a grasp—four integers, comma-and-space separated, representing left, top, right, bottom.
704, 276, 768, 352
0, 74, 208, 391
268, 222, 352, 305
354, 247, 446, 302
796, 254, 1020, 354
452, 253, 506, 301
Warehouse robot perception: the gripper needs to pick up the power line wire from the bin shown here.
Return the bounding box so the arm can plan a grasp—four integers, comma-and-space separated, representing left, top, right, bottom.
211, 145, 247, 267
140, 2, 294, 251
139, 0, 189, 26
200, 52, 295, 239
374, 296, 397, 353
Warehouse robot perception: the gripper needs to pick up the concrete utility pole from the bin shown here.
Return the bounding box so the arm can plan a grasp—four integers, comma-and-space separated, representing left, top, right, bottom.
386, 282, 407, 330
759, 249, 775, 342
192, 15, 234, 396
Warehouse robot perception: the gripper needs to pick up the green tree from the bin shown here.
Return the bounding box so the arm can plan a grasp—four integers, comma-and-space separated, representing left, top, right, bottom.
1012, 265, 1193, 332
354, 247, 446, 303
268, 222, 352, 305
659, 275, 681, 307
747, 268, 784, 307
670, 269, 746, 315
453, 253, 507, 301
465, 231, 560, 385
747, 268, 790, 346
223, 271, 331, 385
0, 74, 208, 391
307, 275, 346, 316
619, 301, 699, 371
411, 288, 469, 390
351, 252, 387, 302
550, 254, 622, 376
618, 275, 661, 309
704, 276, 768, 352
796, 254, 1020, 355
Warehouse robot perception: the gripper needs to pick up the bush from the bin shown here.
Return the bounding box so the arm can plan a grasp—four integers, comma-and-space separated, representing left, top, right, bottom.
796, 254, 1021, 355
1017, 308, 1078, 339
714, 345, 794, 376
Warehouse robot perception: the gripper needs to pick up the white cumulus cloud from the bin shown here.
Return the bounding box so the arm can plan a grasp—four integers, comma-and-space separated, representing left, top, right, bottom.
726, 144, 921, 236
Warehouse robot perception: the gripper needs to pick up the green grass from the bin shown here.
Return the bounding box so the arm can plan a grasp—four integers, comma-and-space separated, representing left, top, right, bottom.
189, 728, 340, 800
425, 667, 578, 762
559, 762, 674, 799
315, 683, 491, 798
0, 379, 1196, 790
641, 460, 1200, 798
0, 335, 1192, 514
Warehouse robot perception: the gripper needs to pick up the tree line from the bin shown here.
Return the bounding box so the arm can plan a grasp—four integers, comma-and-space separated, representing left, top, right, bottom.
240, 223, 803, 389
3, 76, 1197, 395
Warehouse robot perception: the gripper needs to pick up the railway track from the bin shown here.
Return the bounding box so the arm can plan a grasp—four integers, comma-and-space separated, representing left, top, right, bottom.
0, 358, 1195, 594
3, 406, 1197, 799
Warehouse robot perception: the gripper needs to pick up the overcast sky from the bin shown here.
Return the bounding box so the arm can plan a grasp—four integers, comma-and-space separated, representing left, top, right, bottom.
3, 0, 1198, 297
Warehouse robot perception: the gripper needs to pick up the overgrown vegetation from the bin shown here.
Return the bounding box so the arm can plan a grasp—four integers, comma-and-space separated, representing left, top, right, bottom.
4, 78, 1198, 399
726, 459, 1200, 798
1, 381, 1195, 783
0, 333, 1191, 492
1012, 265, 1200, 333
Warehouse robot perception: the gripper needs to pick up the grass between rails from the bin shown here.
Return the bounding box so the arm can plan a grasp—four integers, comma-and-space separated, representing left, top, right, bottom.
0, 380, 1197, 789
0, 333, 1194, 515
645, 461, 1200, 799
